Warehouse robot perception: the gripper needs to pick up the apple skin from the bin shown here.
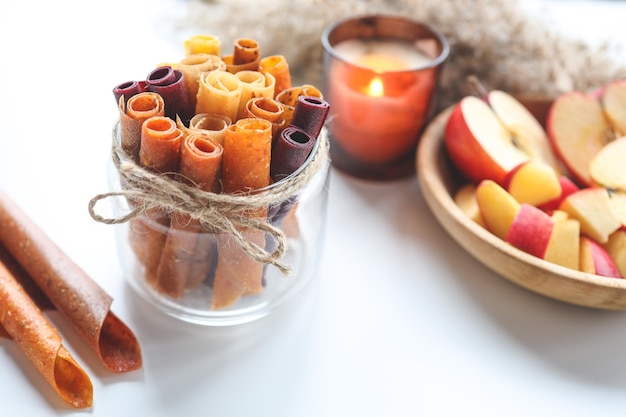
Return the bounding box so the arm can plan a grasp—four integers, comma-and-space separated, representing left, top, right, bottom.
505, 203, 554, 259
538, 175, 580, 212
445, 96, 529, 186
579, 236, 623, 278
601, 78, 626, 137
546, 91, 611, 186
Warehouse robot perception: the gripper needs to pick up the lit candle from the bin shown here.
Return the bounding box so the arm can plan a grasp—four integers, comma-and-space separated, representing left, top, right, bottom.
322, 16, 449, 180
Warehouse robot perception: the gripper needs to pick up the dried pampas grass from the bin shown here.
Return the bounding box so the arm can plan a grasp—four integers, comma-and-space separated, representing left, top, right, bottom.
179, 0, 626, 110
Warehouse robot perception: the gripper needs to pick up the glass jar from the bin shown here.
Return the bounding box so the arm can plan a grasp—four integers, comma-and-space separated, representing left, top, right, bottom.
107, 124, 330, 326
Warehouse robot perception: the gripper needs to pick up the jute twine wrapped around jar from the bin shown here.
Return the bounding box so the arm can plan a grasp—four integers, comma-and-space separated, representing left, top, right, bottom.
88, 124, 330, 275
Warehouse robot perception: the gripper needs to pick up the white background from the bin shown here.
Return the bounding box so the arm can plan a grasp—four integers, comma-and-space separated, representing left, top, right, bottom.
1, 0, 626, 415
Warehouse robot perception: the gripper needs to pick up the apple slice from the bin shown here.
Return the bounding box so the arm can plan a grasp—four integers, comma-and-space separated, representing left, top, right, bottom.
445, 96, 529, 186
488, 89, 560, 173
544, 210, 580, 270
538, 175, 580, 212
546, 91, 612, 186
558, 187, 621, 244
579, 235, 622, 278
504, 160, 561, 207
454, 183, 486, 228
505, 203, 554, 258
601, 79, 626, 137
589, 136, 626, 192
475, 179, 521, 240
605, 230, 626, 278
608, 191, 626, 230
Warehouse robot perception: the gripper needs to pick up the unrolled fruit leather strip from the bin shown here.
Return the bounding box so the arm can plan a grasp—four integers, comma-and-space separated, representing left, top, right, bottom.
155, 133, 223, 297
259, 55, 292, 97
275, 84, 323, 126
290, 95, 331, 141
234, 70, 276, 120
211, 118, 272, 309
0, 260, 93, 408
129, 117, 184, 284
0, 190, 142, 373
178, 53, 226, 112
185, 113, 231, 147
118, 92, 165, 161
196, 70, 243, 122
184, 34, 221, 57
146, 66, 194, 124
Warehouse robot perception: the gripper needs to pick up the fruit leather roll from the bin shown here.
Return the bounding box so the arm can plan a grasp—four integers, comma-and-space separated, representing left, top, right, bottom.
178, 53, 226, 112
146, 66, 194, 124
186, 113, 231, 146
276, 84, 323, 126
155, 133, 223, 297
129, 117, 184, 284
118, 92, 165, 161
234, 70, 276, 120
196, 70, 243, 122
184, 34, 221, 56
290, 95, 331, 140
244, 96, 286, 137
0, 190, 142, 373
259, 55, 292, 97
211, 118, 272, 309
113, 80, 147, 105
222, 39, 261, 73
0, 258, 93, 408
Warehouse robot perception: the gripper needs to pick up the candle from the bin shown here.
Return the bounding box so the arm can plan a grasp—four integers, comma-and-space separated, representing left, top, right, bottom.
322, 15, 449, 180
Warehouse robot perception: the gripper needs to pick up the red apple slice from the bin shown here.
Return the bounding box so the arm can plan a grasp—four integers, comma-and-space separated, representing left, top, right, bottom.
505, 203, 554, 259
504, 160, 561, 207
579, 235, 622, 278
544, 211, 580, 270
558, 187, 621, 244
605, 230, 626, 278
445, 96, 529, 186
589, 136, 626, 192
475, 179, 521, 240
546, 91, 612, 186
488, 90, 560, 173
602, 79, 626, 137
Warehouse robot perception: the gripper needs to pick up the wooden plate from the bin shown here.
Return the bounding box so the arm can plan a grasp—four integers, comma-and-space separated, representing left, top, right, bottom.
416, 106, 626, 310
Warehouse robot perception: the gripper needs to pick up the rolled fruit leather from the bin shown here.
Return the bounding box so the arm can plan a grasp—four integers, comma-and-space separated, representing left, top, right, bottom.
234, 70, 276, 120
178, 53, 227, 112
184, 34, 221, 56
290, 95, 331, 140
154, 133, 223, 298
185, 113, 231, 147
112, 80, 147, 105
129, 116, 184, 286
0, 190, 142, 373
211, 118, 272, 310
196, 70, 243, 122
275, 84, 323, 126
0, 257, 93, 408
118, 92, 165, 161
244, 96, 286, 138
222, 38, 261, 73
259, 55, 292, 97
146, 66, 194, 124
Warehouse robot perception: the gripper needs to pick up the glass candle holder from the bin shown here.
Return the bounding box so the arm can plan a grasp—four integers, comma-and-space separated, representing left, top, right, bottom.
322, 14, 449, 180
108, 125, 330, 326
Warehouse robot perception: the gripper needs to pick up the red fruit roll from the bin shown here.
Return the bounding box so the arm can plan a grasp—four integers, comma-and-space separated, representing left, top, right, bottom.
146, 66, 194, 124
270, 125, 316, 182
290, 95, 330, 140
113, 80, 147, 105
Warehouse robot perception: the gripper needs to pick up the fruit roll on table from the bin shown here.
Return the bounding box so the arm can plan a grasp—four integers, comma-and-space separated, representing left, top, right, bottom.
0, 190, 142, 373
0, 255, 93, 408
129, 116, 184, 286
155, 132, 223, 298
211, 118, 273, 310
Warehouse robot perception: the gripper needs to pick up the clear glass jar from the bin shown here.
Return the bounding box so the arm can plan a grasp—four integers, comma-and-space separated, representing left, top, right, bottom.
108, 125, 330, 326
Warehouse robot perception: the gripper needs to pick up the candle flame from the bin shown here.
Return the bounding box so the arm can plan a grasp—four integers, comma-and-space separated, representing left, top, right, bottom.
366, 77, 384, 97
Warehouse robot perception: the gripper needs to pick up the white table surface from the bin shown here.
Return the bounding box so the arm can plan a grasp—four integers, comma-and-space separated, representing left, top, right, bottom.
2, 0, 626, 415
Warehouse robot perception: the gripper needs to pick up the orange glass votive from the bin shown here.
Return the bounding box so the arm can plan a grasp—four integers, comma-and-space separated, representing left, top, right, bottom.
322, 15, 449, 180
